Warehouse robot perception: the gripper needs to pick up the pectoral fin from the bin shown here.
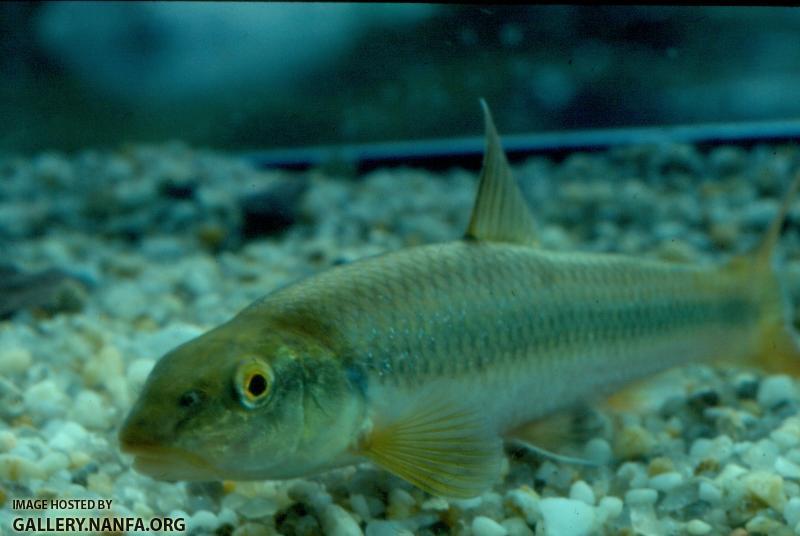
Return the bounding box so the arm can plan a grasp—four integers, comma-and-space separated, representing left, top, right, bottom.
358, 398, 502, 498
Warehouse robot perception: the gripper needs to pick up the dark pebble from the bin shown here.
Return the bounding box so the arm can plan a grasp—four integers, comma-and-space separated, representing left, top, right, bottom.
734, 376, 759, 400
274, 502, 320, 536
70, 462, 99, 487
240, 179, 308, 239
688, 389, 720, 411
0, 264, 88, 320
159, 180, 196, 200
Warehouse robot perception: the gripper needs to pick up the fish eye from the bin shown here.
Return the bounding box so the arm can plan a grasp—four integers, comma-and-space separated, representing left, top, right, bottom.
235, 358, 273, 409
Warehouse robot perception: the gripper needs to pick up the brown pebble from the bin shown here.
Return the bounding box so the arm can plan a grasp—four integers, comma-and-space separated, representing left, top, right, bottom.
694, 458, 720, 475
647, 457, 674, 476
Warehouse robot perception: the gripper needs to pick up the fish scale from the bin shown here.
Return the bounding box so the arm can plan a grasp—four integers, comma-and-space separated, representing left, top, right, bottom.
263, 242, 759, 408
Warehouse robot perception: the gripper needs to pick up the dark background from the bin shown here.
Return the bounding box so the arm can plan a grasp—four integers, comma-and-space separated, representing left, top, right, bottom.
3, 4, 800, 154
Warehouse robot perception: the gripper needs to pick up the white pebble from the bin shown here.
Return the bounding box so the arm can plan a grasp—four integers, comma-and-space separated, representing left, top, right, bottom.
616, 462, 648, 488
71, 390, 112, 429
584, 438, 612, 465
48, 421, 89, 453
126, 359, 156, 391
569, 480, 595, 505
772, 418, 800, 449
104, 375, 130, 410
218, 507, 237, 527
686, 519, 711, 535
0, 431, 16, 452
776, 456, 800, 479
501, 517, 533, 536
743, 440, 779, 470
188, 510, 219, 533
0, 347, 32, 375
236, 497, 278, 520
471, 516, 508, 536
784, 497, 800, 527
538, 498, 595, 536
716, 462, 747, 483
597, 496, 623, 520
420, 496, 449, 512
350, 494, 371, 520
625, 488, 658, 506
743, 470, 786, 511
387, 488, 415, 518
758, 375, 796, 408
39, 452, 69, 476
23, 379, 68, 419
698, 481, 722, 504
365, 520, 411, 536
322, 504, 363, 536
506, 488, 540, 524
0, 454, 45, 481
689, 435, 733, 462
649, 471, 684, 492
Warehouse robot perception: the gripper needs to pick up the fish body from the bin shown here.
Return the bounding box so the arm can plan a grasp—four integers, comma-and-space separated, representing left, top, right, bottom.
119, 103, 800, 497
261, 241, 759, 432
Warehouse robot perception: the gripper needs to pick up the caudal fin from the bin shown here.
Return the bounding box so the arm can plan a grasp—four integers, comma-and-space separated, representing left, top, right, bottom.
733, 170, 800, 375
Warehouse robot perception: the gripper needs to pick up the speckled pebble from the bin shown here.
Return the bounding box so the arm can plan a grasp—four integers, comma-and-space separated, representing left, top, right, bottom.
744, 470, 786, 510
615, 425, 656, 459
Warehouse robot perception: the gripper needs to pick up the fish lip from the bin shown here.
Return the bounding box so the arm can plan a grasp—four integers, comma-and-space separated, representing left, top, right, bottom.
119, 441, 220, 481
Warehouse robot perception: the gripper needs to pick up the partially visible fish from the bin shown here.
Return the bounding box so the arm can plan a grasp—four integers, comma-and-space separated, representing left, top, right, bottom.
119, 102, 800, 498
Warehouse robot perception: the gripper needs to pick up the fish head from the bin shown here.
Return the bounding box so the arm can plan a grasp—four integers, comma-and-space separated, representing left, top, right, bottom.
118, 318, 364, 482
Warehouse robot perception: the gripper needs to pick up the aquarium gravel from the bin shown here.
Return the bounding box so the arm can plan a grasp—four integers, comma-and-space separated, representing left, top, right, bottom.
2, 140, 800, 535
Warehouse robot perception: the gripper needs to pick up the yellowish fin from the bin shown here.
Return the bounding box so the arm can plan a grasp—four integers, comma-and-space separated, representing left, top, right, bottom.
465, 100, 538, 245
358, 395, 502, 498
506, 408, 601, 466
727, 171, 800, 375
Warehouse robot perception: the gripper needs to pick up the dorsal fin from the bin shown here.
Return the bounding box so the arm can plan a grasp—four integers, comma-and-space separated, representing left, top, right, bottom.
464, 100, 537, 245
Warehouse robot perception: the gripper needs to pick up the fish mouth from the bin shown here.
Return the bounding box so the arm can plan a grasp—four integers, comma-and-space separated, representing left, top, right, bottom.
120, 442, 221, 482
